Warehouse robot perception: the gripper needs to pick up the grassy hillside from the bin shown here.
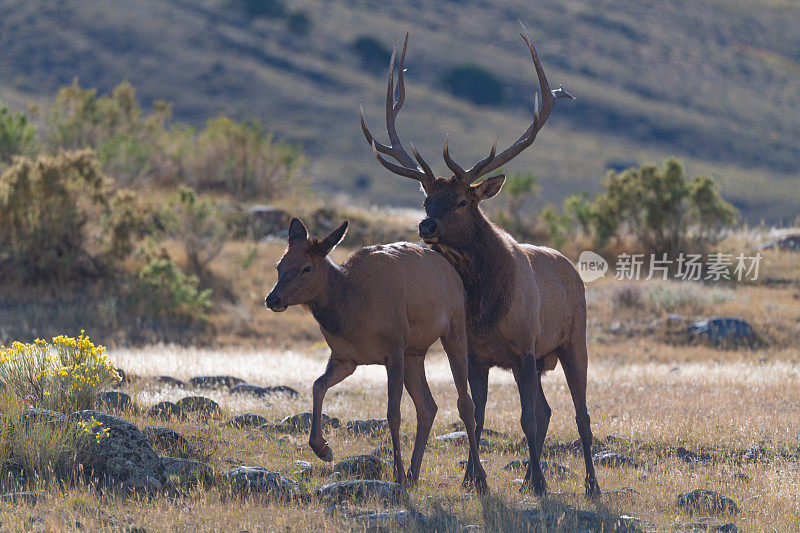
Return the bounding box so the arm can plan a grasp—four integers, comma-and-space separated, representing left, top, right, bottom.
1, 0, 798, 221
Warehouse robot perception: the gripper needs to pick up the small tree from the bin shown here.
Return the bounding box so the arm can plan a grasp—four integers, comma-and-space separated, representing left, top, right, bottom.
587, 158, 736, 256
0, 102, 37, 165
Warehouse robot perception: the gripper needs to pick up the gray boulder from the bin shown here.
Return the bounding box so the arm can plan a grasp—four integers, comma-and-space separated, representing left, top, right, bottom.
149, 401, 184, 420
277, 412, 339, 432
593, 450, 636, 468
317, 480, 406, 504
189, 376, 245, 390
155, 376, 185, 388
96, 390, 132, 411
333, 455, 383, 480
176, 396, 221, 417
677, 489, 739, 515
346, 418, 387, 435
686, 317, 757, 348
225, 466, 300, 500
225, 413, 269, 428
161, 456, 213, 487
142, 426, 197, 458
70, 410, 168, 494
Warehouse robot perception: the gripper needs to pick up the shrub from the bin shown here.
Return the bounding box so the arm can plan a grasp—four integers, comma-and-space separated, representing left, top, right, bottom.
441, 64, 506, 106
352, 36, 392, 73
584, 159, 737, 257
0, 333, 120, 413
0, 150, 138, 283
160, 186, 228, 274
132, 255, 212, 322
0, 102, 37, 165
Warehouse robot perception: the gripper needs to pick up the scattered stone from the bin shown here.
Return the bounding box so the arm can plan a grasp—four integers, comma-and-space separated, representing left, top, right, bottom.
69, 410, 169, 494
161, 456, 213, 487
523, 506, 640, 531
18, 408, 67, 425
265, 385, 300, 398
677, 517, 738, 532
686, 317, 757, 348
357, 509, 430, 530
593, 451, 635, 468
677, 489, 739, 515
457, 459, 486, 469
346, 418, 388, 435
1, 491, 39, 504
502, 460, 574, 479
675, 446, 716, 464
155, 376, 185, 388
435, 431, 489, 447
96, 390, 132, 411
604, 486, 640, 497
448, 421, 504, 437
225, 466, 300, 500
292, 460, 316, 477
225, 413, 269, 428
189, 376, 245, 389
317, 480, 405, 504
175, 396, 221, 416
142, 426, 196, 458
369, 442, 393, 458
743, 445, 765, 462
333, 455, 383, 480
230, 383, 270, 397
149, 401, 183, 420
759, 234, 800, 251
276, 412, 339, 433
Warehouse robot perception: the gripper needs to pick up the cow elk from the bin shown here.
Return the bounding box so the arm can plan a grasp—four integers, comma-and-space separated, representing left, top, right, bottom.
360, 24, 600, 496
265, 218, 488, 491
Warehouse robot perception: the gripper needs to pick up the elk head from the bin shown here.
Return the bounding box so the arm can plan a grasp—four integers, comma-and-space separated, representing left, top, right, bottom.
265, 218, 348, 312
360, 23, 574, 247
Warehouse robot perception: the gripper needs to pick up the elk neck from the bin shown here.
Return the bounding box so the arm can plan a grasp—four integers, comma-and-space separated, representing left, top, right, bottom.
306, 258, 353, 336
434, 212, 515, 333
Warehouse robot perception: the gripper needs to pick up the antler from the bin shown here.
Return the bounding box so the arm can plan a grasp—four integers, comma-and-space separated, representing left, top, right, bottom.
360, 32, 436, 188
447, 21, 575, 184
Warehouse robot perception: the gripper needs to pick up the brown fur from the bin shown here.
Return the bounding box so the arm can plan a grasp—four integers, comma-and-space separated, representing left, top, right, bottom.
266, 219, 487, 490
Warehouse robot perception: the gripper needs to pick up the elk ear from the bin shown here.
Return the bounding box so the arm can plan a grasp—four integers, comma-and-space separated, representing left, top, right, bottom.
320, 221, 349, 255
472, 174, 505, 201
288, 217, 309, 244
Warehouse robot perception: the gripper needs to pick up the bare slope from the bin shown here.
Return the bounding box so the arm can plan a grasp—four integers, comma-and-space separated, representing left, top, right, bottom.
1, 0, 798, 221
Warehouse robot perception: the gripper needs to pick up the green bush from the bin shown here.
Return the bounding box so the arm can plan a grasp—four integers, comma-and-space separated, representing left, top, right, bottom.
441, 64, 506, 106
584, 158, 737, 256
0, 150, 139, 283
0, 102, 37, 165
160, 186, 228, 274
132, 255, 212, 322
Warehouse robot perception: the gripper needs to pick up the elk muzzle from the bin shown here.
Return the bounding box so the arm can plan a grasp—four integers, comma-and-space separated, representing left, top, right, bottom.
419, 218, 440, 244
265, 292, 287, 312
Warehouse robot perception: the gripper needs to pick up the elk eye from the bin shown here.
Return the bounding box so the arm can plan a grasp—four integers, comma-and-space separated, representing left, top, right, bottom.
457, 200, 467, 208
301, 266, 312, 274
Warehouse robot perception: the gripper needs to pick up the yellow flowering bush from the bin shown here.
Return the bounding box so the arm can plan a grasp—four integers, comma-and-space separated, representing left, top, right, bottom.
0, 331, 120, 413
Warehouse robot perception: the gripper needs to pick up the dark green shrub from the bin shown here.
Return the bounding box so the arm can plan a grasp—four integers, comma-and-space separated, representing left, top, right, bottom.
352, 36, 392, 73
0, 102, 37, 165
132, 255, 212, 321
441, 64, 506, 106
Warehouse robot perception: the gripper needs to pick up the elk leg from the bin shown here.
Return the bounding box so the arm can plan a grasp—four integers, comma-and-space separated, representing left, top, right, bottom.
514, 353, 547, 495
558, 341, 601, 498
442, 334, 488, 494
386, 355, 407, 486
310, 358, 356, 462
403, 354, 437, 486
464, 355, 489, 482
534, 368, 552, 459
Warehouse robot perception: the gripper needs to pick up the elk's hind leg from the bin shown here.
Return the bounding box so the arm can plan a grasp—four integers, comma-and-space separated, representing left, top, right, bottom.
403, 353, 437, 486
534, 355, 554, 459
514, 353, 547, 495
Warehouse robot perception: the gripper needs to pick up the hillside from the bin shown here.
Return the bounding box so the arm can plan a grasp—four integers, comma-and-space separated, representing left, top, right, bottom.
1, 0, 798, 222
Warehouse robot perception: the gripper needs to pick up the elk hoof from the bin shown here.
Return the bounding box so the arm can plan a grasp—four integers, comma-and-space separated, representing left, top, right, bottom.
519, 477, 547, 497
586, 479, 601, 499
310, 442, 333, 462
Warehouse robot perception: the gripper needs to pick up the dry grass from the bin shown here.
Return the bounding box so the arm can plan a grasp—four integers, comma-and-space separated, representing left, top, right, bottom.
1, 336, 798, 531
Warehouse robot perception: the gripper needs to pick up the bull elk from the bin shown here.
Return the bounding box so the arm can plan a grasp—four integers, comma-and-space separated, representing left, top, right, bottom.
360, 24, 600, 496
265, 218, 488, 491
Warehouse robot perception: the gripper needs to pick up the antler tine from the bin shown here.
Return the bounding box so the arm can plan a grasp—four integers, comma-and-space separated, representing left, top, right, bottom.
457, 22, 574, 183
360, 32, 432, 186
443, 134, 467, 181
409, 142, 436, 183
463, 134, 499, 183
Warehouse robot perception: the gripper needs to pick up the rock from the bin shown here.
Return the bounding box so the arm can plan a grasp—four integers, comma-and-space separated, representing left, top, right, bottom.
149, 401, 183, 420
224, 466, 300, 500
686, 317, 757, 348
264, 385, 300, 398
225, 413, 269, 428
743, 445, 765, 462
677, 489, 739, 515
69, 410, 169, 494
1, 491, 39, 504
675, 446, 716, 464
176, 396, 221, 417
230, 383, 270, 397
292, 460, 316, 477
189, 376, 246, 390
369, 442, 393, 458
18, 408, 67, 425
357, 510, 430, 530
155, 376, 185, 388
142, 426, 196, 458
161, 456, 213, 487
435, 431, 489, 447
333, 455, 383, 480
346, 418, 388, 435
245, 205, 291, 239
604, 486, 639, 497
96, 390, 132, 411
523, 506, 640, 531
276, 412, 339, 433
759, 234, 800, 251
593, 451, 636, 468
502, 460, 574, 479
448, 421, 504, 437
317, 480, 405, 504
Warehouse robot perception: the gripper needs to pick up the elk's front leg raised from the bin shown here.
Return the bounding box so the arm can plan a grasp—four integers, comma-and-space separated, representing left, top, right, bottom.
310, 358, 355, 461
